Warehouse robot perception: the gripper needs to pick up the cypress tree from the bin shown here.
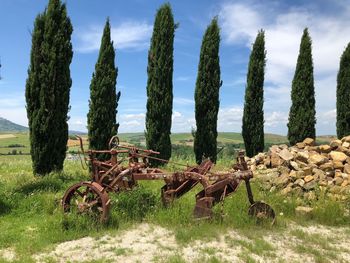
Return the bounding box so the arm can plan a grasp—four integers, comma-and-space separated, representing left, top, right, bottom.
87, 19, 119, 154
145, 3, 175, 165
25, 0, 73, 175
242, 30, 266, 157
194, 18, 221, 164
287, 28, 316, 145
336, 43, 350, 139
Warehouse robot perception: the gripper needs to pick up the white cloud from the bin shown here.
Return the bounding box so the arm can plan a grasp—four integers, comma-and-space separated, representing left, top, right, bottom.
0, 98, 24, 108
172, 111, 182, 120
171, 111, 196, 132
173, 97, 194, 105
122, 113, 145, 120
219, 3, 262, 44
317, 108, 336, 125
118, 111, 196, 133
265, 111, 288, 128
0, 93, 27, 126
219, 2, 350, 135
0, 108, 28, 127
119, 113, 145, 132
217, 106, 243, 132
76, 21, 152, 53
122, 120, 141, 127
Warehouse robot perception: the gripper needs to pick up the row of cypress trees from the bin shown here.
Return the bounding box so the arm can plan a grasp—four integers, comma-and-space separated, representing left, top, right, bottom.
26, 0, 119, 174
87, 19, 120, 157
145, 4, 175, 165
243, 27, 350, 157
25, 0, 350, 174
244, 28, 316, 157
25, 1, 221, 173
287, 29, 316, 146
244, 28, 316, 156
25, 0, 73, 174
145, 6, 222, 165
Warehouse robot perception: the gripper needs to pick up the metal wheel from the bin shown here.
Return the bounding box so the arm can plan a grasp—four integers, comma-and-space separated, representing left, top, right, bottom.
108, 135, 120, 149
62, 181, 110, 222
248, 201, 276, 225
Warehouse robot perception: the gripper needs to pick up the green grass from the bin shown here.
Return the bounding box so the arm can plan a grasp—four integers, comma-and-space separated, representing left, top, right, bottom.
0, 151, 350, 261
0, 133, 30, 155
291, 229, 340, 263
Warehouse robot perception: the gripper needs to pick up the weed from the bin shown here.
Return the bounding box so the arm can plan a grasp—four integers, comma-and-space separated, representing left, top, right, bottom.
238, 251, 257, 263
163, 255, 187, 263
114, 185, 157, 221
113, 247, 131, 256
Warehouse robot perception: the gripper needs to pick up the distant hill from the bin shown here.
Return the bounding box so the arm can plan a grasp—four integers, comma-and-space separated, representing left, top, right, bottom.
0, 117, 28, 132
0, 117, 87, 134
68, 130, 87, 135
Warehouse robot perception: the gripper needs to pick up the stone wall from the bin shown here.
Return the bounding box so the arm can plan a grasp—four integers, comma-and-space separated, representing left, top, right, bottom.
248, 136, 350, 200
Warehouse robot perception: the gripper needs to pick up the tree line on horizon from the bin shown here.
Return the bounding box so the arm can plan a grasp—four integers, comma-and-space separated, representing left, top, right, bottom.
25, 0, 350, 175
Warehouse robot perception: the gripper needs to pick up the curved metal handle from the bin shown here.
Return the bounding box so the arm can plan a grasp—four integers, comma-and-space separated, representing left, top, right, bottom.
76, 135, 85, 154
75, 135, 88, 170
108, 135, 120, 149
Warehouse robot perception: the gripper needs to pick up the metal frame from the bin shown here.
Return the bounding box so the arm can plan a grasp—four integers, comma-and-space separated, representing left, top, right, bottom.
62, 136, 275, 223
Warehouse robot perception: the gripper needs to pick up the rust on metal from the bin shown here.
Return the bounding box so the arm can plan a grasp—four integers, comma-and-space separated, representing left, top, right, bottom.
62, 136, 276, 224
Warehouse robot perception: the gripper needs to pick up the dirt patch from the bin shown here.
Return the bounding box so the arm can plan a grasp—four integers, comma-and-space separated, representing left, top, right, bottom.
33, 223, 350, 263
67, 138, 88, 147
0, 248, 16, 262
0, 134, 16, 140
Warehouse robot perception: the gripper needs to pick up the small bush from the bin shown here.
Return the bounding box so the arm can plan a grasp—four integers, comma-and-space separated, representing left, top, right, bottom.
68, 135, 78, 140
0, 197, 11, 215
61, 211, 102, 231
114, 185, 157, 221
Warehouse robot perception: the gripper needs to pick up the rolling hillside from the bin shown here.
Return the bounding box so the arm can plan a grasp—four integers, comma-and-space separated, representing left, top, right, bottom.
0, 117, 28, 132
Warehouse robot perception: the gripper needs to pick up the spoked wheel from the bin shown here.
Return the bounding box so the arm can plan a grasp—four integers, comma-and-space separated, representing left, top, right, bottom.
248, 201, 276, 225
62, 181, 110, 223
108, 135, 120, 149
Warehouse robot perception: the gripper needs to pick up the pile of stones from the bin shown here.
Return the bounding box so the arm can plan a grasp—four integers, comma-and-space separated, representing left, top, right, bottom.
248, 136, 350, 200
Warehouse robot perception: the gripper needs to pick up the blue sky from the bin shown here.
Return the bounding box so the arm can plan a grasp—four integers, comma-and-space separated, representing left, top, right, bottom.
0, 0, 349, 135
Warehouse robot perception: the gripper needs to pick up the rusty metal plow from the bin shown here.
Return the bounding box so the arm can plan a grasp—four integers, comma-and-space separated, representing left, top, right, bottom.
62, 136, 276, 224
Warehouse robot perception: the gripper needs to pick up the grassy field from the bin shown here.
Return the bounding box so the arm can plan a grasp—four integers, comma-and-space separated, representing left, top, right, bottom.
117, 132, 288, 146
0, 153, 349, 262
0, 131, 336, 156
0, 133, 29, 155
0, 133, 349, 262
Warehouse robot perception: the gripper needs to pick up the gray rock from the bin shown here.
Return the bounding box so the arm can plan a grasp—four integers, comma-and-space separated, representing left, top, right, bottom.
329, 151, 348, 162
304, 181, 317, 190
330, 139, 342, 149
295, 178, 305, 187
273, 173, 290, 187
281, 187, 292, 195
334, 177, 344, 186
290, 161, 300, 171
295, 151, 309, 163
278, 148, 294, 161
303, 138, 315, 146
309, 153, 328, 165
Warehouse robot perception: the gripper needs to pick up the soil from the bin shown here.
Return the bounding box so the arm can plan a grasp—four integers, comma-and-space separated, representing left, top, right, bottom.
25, 223, 350, 263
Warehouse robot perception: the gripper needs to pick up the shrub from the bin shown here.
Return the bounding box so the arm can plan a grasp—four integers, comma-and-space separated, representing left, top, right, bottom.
114, 185, 157, 221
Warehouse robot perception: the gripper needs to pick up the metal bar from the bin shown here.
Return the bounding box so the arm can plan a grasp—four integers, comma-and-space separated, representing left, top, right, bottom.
245, 179, 255, 205
132, 173, 172, 180
205, 178, 232, 195
134, 153, 189, 167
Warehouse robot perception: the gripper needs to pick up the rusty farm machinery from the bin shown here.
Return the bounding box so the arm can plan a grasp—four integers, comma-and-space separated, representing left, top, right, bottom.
62, 136, 275, 223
